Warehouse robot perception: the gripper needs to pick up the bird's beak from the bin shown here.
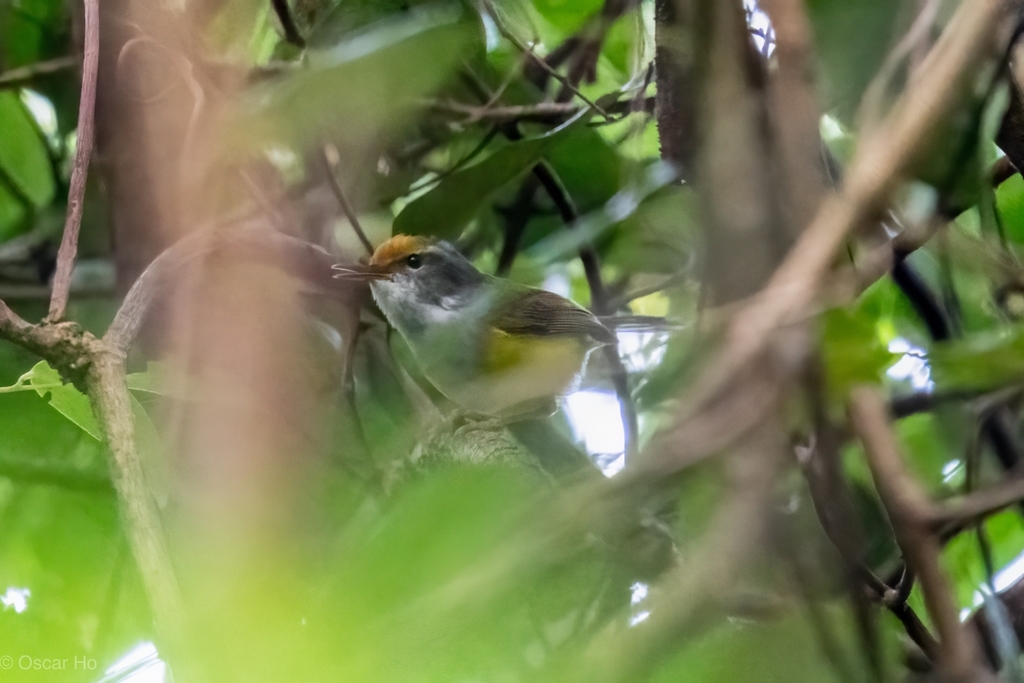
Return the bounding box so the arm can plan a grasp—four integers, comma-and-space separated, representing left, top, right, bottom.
331, 263, 391, 282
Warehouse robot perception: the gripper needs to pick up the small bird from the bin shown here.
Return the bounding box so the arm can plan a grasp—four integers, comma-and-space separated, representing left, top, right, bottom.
333, 235, 614, 417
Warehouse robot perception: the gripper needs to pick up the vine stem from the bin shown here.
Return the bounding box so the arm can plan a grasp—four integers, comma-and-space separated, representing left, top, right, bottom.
47, 0, 100, 322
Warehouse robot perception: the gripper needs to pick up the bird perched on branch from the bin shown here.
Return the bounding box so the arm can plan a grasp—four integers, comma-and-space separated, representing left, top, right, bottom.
333, 234, 614, 417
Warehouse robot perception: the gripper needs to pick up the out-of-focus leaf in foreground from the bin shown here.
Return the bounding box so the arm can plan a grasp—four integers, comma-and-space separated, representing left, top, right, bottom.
820, 307, 896, 403
187, 467, 608, 683
930, 327, 1024, 391
806, 0, 902, 122
234, 4, 474, 152
651, 612, 849, 683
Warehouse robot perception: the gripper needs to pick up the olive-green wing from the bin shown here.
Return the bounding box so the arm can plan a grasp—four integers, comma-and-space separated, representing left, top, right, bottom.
491, 288, 615, 343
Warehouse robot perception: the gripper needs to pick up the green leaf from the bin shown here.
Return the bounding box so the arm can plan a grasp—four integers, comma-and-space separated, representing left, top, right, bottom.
530, 160, 679, 262
996, 173, 1024, 244
807, 0, 902, 122
393, 124, 574, 239
24, 361, 102, 440
235, 5, 474, 153
530, 0, 603, 33
820, 307, 896, 402
897, 411, 969, 493
0, 179, 29, 242
21, 361, 169, 502
652, 611, 846, 683
544, 125, 622, 213
126, 361, 171, 395
930, 328, 1024, 391
603, 185, 698, 274
0, 92, 56, 208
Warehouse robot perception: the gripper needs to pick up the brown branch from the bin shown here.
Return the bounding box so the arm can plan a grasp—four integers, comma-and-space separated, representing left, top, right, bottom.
86, 350, 183, 631
800, 409, 939, 660
47, 0, 100, 322
932, 475, 1024, 532
637, 0, 1014, 478
760, 0, 827, 238
426, 100, 581, 122
0, 56, 77, 88
695, 0, 782, 303
850, 387, 993, 683
320, 146, 374, 256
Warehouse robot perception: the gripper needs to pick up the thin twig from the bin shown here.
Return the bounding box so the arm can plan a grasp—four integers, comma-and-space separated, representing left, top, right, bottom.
0, 56, 77, 88
320, 145, 374, 256
851, 387, 992, 683
496, 175, 541, 276
933, 475, 1024, 531
270, 0, 306, 49
47, 0, 100, 322
527, 160, 640, 458
800, 401, 939, 660
611, 272, 688, 308
482, 0, 612, 121
426, 100, 581, 122
409, 126, 501, 195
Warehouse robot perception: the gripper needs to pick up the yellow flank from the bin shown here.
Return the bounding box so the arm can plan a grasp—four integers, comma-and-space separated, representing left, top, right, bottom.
482, 327, 587, 378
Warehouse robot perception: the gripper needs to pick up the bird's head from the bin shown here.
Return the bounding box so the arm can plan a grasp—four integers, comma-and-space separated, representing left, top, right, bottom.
332, 235, 486, 323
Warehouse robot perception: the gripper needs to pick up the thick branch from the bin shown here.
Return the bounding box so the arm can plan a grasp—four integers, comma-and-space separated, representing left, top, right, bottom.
48, 0, 100, 321
87, 351, 182, 634
760, 0, 827, 238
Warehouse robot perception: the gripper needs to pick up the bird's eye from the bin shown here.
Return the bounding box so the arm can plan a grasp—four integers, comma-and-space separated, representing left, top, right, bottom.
406, 254, 423, 269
